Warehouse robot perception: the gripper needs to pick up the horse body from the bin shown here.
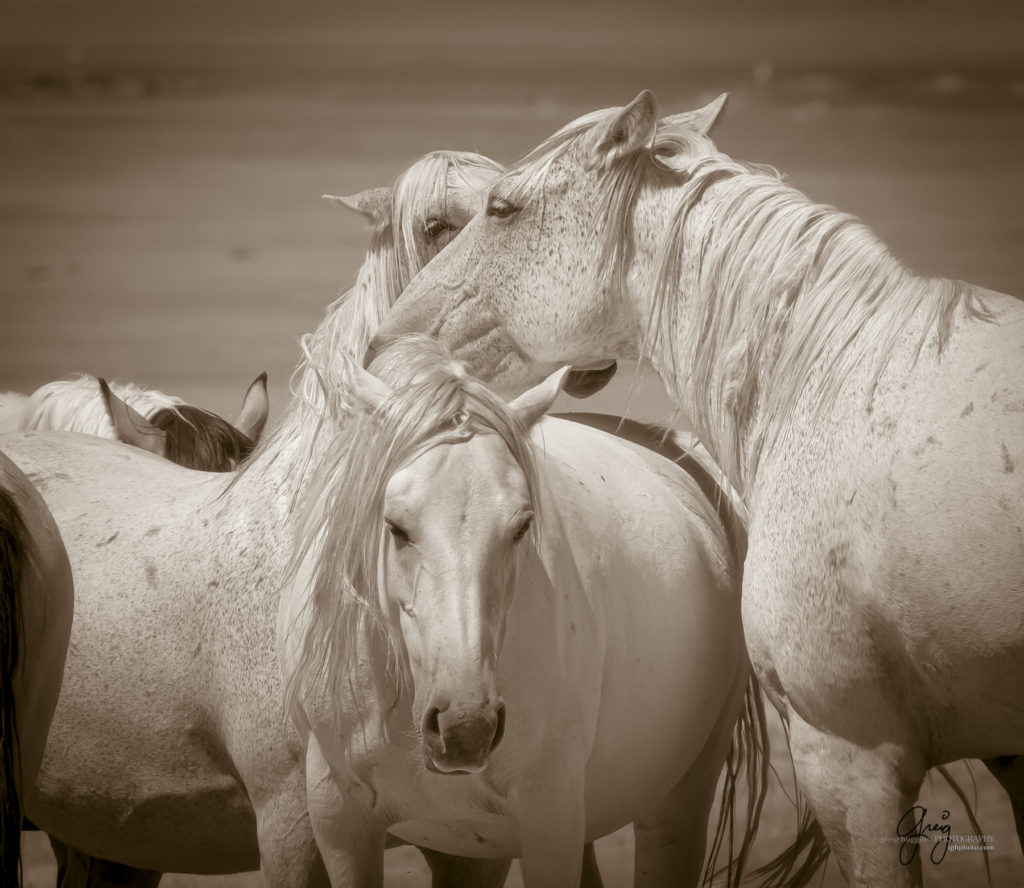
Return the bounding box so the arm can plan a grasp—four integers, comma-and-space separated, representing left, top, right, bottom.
380, 424, 740, 855
0, 449, 74, 883
377, 92, 1024, 885
3, 432, 284, 875
284, 337, 752, 888
742, 294, 1024, 757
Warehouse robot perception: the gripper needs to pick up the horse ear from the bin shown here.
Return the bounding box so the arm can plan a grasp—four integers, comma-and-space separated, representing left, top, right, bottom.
586, 90, 659, 171
508, 366, 570, 429
347, 362, 395, 413
664, 93, 728, 136
99, 378, 167, 456
322, 187, 393, 226
235, 371, 269, 442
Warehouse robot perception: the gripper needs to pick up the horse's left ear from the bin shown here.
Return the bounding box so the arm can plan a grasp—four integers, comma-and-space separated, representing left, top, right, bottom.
586, 90, 659, 171
509, 366, 570, 429
235, 371, 270, 442
323, 187, 392, 226
663, 93, 729, 136
99, 378, 167, 456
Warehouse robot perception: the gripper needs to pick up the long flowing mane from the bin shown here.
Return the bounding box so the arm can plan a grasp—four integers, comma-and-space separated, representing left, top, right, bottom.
497, 107, 993, 494
283, 334, 540, 745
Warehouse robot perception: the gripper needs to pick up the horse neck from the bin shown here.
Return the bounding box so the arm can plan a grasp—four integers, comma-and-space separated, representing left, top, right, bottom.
632, 166, 921, 501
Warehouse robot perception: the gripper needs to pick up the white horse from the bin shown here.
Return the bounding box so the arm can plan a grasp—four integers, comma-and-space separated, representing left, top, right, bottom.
9, 373, 269, 471
12, 373, 268, 887
278, 331, 766, 888
375, 90, 1024, 887
0, 449, 74, 884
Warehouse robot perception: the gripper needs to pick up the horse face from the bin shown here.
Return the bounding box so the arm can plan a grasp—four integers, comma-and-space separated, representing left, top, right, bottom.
381, 435, 532, 774
372, 102, 667, 398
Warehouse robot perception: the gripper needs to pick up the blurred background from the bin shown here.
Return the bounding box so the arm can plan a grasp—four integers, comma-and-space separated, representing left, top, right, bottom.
3, 0, 1023, 885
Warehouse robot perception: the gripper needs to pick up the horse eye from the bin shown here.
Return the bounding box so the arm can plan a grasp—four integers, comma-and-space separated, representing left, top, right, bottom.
486, 197, 517, 219
513, 514, 533, 542
387, 521, 412, 548
424, 217, 450, 239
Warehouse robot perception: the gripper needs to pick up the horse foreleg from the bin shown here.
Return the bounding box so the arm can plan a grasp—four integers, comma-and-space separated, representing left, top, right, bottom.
417, 846, 512, 888
515, 770, 587, 888
252, 761, 331, 887
305, 735, 384, 888
632, 725, 732, 887
786, 709, 926, 888
983, 755, 1024, 854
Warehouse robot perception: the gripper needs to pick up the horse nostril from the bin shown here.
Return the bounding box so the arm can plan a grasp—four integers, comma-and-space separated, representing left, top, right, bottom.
490, 702, 506, 752
423, 706, 442, 740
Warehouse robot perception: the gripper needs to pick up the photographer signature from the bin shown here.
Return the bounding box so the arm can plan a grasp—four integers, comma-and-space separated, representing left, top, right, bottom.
896, 806, 951, 865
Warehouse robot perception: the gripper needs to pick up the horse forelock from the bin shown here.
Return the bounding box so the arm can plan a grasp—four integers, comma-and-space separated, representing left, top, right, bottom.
150, 405, 255, 472
283, 335, 540, 751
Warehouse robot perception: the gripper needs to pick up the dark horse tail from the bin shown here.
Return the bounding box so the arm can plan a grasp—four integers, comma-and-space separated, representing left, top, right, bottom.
0, 486, 28, 886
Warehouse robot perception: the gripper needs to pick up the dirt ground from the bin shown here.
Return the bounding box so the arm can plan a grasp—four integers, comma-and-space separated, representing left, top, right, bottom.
4, 1, 1024, 885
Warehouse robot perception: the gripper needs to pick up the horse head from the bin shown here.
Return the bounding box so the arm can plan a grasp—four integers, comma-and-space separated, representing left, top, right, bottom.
296, 335, 566, 774
99, 372, 269, 471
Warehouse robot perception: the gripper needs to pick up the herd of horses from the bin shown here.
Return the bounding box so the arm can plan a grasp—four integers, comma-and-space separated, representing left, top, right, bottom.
1, 90, 1021, 888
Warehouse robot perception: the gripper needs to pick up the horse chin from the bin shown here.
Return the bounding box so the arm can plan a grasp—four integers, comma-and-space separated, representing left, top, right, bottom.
423, 749, 490, 776
564, 362, 617, 399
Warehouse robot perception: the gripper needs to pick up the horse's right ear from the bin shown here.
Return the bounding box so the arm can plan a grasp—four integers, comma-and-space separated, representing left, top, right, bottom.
508, 366, 570, 429
323, 187, 393, 226
99, 378, 167, 456
235, 371, 270, 442
585, 90, 659, 171
663, 93, 729, 136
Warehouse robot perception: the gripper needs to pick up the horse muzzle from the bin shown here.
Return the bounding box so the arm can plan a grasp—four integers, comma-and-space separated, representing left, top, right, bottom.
564, 362, 617, 398
421, 701, 506, 774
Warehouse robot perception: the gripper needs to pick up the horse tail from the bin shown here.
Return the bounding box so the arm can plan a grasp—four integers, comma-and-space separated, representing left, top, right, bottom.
701, 672, 771, 888
0, 485, 27, 887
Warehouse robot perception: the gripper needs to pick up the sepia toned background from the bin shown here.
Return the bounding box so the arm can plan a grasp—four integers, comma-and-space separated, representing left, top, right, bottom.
3, 0, 1023, 884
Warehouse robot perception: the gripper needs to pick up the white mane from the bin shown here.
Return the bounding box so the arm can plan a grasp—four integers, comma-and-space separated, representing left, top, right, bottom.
16, 376, 184, 439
